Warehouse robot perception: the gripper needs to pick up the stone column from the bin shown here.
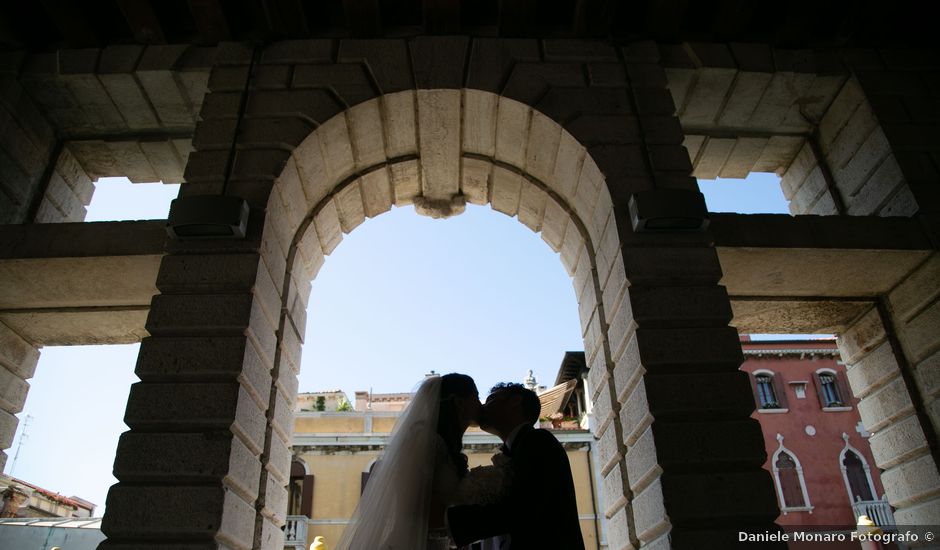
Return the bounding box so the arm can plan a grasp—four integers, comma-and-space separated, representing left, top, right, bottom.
98, 231, 282, 549
0, 321, 39, 474
838, 264, 940, 540
586, 44, 782, 549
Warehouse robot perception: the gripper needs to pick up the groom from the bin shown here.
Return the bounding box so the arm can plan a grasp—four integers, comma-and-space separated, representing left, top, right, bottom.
447, 382, 585, 549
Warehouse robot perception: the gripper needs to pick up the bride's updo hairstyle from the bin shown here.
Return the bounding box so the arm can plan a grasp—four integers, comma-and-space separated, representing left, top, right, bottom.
438, 373, 475, 476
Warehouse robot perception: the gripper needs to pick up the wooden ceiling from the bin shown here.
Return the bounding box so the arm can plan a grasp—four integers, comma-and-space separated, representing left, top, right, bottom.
0, 0, 930, 52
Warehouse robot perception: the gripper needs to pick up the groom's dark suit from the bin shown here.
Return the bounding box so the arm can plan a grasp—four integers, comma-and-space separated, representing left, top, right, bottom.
447, 425, 585, 549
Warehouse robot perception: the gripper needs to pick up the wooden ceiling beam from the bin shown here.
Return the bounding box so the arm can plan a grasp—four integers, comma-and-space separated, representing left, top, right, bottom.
423, 0, 462, 35
116, 0, 166, 44
39, 0, 103, 47
343, 0, 383, 37
498, 0, 538, 37
187, 0, 232, 43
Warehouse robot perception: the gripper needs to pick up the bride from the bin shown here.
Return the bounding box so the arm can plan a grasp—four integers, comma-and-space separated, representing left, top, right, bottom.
335, 373, 506, 550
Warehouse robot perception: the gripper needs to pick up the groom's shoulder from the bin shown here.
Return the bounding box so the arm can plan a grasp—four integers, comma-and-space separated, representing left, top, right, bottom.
525, 426, 564, 449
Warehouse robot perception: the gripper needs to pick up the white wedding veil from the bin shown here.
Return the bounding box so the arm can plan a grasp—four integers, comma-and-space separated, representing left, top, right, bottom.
335, 375, 442, 550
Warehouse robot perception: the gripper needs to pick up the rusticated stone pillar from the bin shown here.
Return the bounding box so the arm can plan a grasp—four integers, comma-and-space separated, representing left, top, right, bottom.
0, 320, 39, 474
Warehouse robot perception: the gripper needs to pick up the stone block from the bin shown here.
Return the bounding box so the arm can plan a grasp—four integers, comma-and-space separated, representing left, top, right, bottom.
248, 89, 343, 125
660, 470, 779, 525
525, 111, 562, 185
261, 40, 333, 64
465, 38, 539, 94
347, 100, 387, 169
337, 39, 413, 93
0, 408, 18, 449
517, 180, 547, 232
0, 365, 28, 414
587, 62, 627, 87
494, 96, 530, 169
619, 381, 654, 446
265, 433, 292, 485
359, 168, 393, 218
606, 507, 633, 550
598, 418, 622, 475
652, 418, 768, 472
857, 377, 915, 433
112, 431, 261, 503
823, 99, 878, 171
381, 90, 417, 158
539, 198, 569, 253
207, 66, 249, 92
748, 72, 814, 130
913, 349, 940, 400
255, 515, 285, 549
837, 307, 886, 365
146, 293, 254, 336
869, 414, 930, 470
891, 496, 940, 527
626, 425, 661, 494
124, 383, 267, 453
551, 130, 586, 203
620, 247, 722, 286
0, 321, 40, 378
231, 149, 290, 183
389, 159, 420, 206
896, 297, 940, 364
559, 223, 585, 276
102, 484, 255, 549
691, 137, 735, 180
334, 181, 365, 233
136, 335, 273, 403
291, 63, 378, 106
753, 135, 805, 174
680, 68, 736, 126
845, 153, 904, 215
417, 89, 461, 200
261, 469, 289, 525
410, 36, 469, 89
236, 117, 315, 151
136, 68, 197, 128
587, 352, 611, 402
627, 285, 732, 329
845, 341, 900, 399
631, 476, 668, 543
602, 463, 629, 518
642, 371, 756, 421
98, 71, 161, 129
139, 139, 185, 184
880, 453, 940, 508
156, 253, 260, 293
461, 89, 497, 157
834, 126, 891, 197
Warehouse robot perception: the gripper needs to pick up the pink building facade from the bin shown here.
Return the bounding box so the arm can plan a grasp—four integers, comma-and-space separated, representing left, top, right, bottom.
740, 338, 892, 530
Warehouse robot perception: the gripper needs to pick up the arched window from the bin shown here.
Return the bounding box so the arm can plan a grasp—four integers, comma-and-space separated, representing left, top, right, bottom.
751, 370, 788, 411
814, 369, 850, 409
772, 434, 812, 513
288, 459, 314, 518
840, 434, 877, 504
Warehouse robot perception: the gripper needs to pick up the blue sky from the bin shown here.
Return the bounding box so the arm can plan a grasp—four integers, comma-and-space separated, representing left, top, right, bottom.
7, 172, 797, 513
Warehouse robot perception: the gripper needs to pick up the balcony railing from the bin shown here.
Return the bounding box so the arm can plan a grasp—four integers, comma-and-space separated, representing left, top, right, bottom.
285, 515, 308, 548
852, 495, 896, 530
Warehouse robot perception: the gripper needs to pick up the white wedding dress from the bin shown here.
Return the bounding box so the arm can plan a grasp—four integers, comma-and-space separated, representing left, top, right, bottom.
336, 377, 511, 550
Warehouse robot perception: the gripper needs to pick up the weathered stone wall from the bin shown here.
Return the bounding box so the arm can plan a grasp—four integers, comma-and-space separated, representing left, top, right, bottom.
0, 322, 40, 473
0, 37, 935, 550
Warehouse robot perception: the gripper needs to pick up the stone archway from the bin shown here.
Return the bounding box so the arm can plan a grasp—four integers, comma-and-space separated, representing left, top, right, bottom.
260, 89, 629, 548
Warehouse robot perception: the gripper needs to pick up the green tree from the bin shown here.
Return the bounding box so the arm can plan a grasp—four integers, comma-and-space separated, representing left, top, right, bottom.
315, 396, 326, 411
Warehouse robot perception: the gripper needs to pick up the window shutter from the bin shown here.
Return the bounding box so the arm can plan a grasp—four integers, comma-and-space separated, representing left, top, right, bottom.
835, 372, 853, 406
812, 372, 827, 407
772, 374, 789, 409
302, 474, 314, 518
748, 372, 762, 409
